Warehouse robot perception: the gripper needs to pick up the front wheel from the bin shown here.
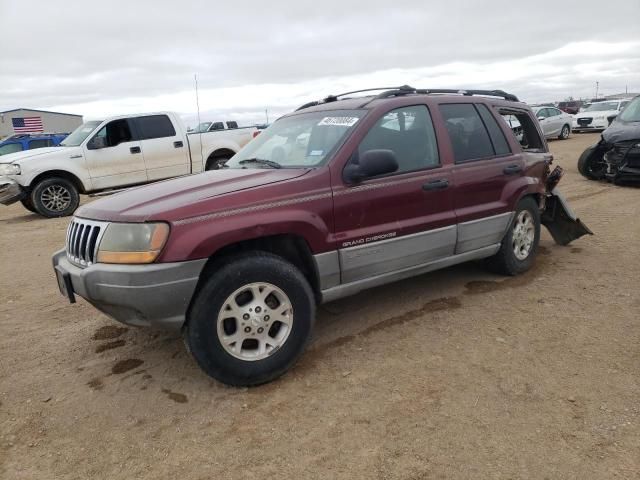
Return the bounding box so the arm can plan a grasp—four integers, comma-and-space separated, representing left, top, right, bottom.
31, 177, 80, 218
20, 197, 37, 213
577, 144, 607, 180
186, 252, 315, 386
558, 124, 570, 140
485, 197, 540, 276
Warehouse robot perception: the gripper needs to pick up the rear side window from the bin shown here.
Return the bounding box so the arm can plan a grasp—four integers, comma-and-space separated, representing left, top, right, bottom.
28, 139, 52, 149
476, 105, 511, 156
226, 121, 238, 129
357, 105, 439, 173
439, 104, 494, 162
498, 111, 545, 151
135, 115, 176, 140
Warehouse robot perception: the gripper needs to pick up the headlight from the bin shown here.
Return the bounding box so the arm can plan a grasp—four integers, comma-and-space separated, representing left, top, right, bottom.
0, 164, 21, 175
97, 222, 170, 264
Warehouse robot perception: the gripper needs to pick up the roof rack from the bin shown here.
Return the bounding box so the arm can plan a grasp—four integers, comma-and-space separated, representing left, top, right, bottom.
295, 85, 519, 111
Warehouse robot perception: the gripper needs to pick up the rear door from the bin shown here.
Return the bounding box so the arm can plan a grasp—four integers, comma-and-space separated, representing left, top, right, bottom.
331, 104, 457, 283
83, 118, 147, 189
545, 107, 564, 137
134, 114, 191, 181
439, 102, 523, 254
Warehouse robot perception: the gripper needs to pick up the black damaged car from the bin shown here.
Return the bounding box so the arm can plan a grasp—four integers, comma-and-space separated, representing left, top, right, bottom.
578, 95, 640, 184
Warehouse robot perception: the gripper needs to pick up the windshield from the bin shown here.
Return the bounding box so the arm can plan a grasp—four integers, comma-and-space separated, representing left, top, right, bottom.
225, 109, 366, 169
60, 121, 102, 146
617, 97, 640, 122
582, 102, 619, 112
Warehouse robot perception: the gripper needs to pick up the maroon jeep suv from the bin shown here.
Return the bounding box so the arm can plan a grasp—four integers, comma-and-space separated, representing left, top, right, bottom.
52, 86, 591, 386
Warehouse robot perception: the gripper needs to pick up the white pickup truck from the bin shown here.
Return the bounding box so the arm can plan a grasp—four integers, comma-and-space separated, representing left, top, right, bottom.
0, 112, 259, 217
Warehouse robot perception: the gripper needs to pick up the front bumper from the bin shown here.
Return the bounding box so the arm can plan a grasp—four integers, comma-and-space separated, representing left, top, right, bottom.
573, 119, 608, 132
0, 177, 25, 205
52, 250, 207, 330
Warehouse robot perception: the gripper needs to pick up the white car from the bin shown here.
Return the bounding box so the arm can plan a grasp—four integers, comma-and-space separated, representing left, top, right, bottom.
532, 106, 573, 139
0, 112, 259, 217
573, 99, 632, 132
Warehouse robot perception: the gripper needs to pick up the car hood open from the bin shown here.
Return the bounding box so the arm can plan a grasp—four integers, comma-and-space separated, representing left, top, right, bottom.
76, 168, 311, 222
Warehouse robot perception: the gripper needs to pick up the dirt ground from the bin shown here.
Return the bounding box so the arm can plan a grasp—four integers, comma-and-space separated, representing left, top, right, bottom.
1, 132, 639, 479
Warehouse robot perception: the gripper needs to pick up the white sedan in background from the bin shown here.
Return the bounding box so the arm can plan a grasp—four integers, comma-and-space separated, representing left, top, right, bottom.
573, 99, 631, 132
533, 106, 573, 139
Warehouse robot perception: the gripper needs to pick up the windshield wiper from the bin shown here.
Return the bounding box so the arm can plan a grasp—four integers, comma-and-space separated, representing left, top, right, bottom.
238, 158, 282, 169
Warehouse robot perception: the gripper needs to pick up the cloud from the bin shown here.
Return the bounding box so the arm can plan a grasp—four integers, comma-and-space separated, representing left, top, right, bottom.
1, 0, 638, 124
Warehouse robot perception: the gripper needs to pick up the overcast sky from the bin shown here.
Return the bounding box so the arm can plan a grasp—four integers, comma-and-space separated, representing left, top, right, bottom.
1, 0, 638, 126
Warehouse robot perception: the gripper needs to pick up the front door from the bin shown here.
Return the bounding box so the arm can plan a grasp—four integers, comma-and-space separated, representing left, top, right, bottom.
439, 102, 523, 254
331, 105, 456, 284
133, 114, 190, 181
83, 118, 147, 190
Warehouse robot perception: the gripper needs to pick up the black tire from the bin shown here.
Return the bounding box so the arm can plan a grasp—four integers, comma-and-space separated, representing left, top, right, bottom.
558, 124, 570, 140
205, 156, 229, 171
31, 177, 80, 218
186, 252, 315, 386
485, 197, 540, 276
577, 144, 606, 180
20, 197, 37, 213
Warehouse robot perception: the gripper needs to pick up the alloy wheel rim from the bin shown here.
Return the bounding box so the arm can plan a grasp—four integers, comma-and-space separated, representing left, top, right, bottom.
562, 126, 569, 138
41, 185, 71, 212
512, 210, 535, 261
216, 282, 293, 361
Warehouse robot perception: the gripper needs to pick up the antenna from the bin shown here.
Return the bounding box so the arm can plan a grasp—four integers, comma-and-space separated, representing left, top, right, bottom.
194, 73, 204, 169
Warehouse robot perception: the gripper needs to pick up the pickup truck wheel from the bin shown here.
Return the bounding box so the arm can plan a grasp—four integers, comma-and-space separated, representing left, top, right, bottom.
31, 177, 79, 218
485, 197, 540, 276
20, 197, 37, 213
186, 252, 315, 386
205, 157, 229, 171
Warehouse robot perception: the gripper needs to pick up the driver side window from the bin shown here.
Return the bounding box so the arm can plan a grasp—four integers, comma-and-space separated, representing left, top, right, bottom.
356, 105, 439, 174
93, 119, 134, 148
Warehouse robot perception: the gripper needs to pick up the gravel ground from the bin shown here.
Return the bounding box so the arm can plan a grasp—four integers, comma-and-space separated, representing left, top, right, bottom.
1, 132, 639, 479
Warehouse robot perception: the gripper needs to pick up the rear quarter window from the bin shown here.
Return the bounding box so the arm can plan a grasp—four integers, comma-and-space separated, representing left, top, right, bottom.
135, 115, 176, 140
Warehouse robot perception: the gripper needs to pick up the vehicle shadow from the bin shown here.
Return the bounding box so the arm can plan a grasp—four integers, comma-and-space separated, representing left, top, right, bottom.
96, 257, 514, 396
0, 211, 44, 224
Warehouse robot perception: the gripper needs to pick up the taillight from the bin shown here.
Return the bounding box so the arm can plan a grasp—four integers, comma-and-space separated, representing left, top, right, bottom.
252, 131, 261, 138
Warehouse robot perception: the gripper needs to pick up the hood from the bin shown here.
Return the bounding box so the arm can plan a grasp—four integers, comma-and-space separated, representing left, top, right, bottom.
76, 168, 311, 222
0, 146, 78, 164
602, 120, 640, 144
576, 109, 618, 119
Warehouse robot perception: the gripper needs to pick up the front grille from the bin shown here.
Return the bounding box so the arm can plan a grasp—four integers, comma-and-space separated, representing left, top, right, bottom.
65, 218, 108, 267
577, 118, 593, 126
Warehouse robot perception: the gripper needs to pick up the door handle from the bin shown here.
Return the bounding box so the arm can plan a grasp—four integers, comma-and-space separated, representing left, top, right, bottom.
503, 164, 522, 175
174, 141, 183, 148
422, 179, 449, 191
130, 146, 141, 154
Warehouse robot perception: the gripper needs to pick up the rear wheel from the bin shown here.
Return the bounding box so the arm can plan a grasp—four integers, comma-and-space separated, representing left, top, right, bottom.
485, 197, 540, 276
31, 177, 79, 218
186, 252, 315, 386
205, 156, 230, 171
558, 124, 570, 140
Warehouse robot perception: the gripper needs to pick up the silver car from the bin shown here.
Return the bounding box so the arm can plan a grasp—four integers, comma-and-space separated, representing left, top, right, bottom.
533, 106, 572, 140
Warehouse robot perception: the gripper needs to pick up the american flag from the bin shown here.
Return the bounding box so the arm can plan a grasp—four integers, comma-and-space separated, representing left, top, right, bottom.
12, 116, 44, 133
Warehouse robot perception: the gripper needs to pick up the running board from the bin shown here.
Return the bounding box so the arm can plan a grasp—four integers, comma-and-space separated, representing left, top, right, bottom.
320, 244, 500, 303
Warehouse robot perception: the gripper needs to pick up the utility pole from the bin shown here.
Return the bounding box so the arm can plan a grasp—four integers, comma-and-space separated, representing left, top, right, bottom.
265, 109, 269, 125
595, 81, 599, 100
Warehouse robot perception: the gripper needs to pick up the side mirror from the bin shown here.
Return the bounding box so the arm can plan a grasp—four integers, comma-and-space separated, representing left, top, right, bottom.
87, 136, 106, 150
344, 149, 399, 184
537, 116, 545, 121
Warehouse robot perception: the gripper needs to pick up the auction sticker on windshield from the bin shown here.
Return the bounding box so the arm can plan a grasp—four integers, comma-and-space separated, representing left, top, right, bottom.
318, 117, 359, 127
